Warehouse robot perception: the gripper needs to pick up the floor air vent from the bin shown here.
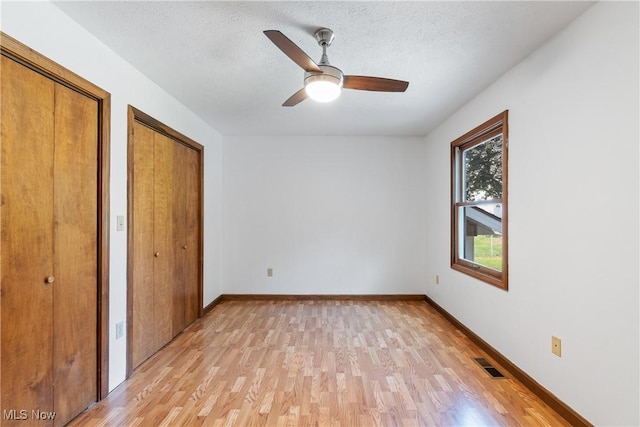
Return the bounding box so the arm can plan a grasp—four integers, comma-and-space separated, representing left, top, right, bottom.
473, 357, 506, 378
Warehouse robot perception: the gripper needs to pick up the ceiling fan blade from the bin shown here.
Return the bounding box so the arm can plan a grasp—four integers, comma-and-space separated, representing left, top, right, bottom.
282, 88, 308, 107
343, 76, 409, 92
264, 30, 322, 73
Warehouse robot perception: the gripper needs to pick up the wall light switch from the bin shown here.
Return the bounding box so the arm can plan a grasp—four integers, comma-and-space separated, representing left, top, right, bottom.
116, 321, 124, 339
267, 268, 273, 277
116, 215, 125, 231
435, 275, 440, 285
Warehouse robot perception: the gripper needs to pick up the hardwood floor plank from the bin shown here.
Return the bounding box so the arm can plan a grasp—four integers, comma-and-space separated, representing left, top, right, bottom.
69, 300, 571, 426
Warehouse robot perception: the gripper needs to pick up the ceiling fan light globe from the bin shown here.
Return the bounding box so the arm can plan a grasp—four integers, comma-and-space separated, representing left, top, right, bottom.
304, 65, 344, 103
305, 80, 341, 102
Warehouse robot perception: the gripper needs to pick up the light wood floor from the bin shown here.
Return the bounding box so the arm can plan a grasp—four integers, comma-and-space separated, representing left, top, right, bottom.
70, 300, 569, 426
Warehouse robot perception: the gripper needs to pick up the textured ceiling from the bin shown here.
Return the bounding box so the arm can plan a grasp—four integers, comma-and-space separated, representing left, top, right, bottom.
53, 1, 593, 136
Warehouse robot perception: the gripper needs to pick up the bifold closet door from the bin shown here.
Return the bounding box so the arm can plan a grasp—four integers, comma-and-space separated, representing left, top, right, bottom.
131, 122, 156, 369
52, 70, 98, 424
153, 132, 176, 347
131, 120, 199, 370
1, 55, 97, 426
172, 143, 200, 333
131, 127, 176, 365
183, 146, 200, 326
172, 142, 188, 335
1, 54, 56, 419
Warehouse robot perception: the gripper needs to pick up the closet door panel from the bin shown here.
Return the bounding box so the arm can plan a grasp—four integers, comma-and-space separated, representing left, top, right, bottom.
131, 122, 156, 368
0, 56, 56, 416
172, 142, 189, 336
153, 133, 175, 348
52, 83, 98, 425
184, 146, 200, 325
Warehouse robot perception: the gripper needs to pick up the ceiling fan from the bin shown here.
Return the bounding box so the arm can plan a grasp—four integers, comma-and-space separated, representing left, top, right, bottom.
264, 28, 409, 107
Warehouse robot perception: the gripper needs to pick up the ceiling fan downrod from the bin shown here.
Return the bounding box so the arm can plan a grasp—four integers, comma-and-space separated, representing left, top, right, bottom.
314, 28, 334, 66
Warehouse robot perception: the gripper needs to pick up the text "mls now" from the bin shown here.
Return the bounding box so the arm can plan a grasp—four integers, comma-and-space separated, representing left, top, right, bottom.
3, 409, 57, 421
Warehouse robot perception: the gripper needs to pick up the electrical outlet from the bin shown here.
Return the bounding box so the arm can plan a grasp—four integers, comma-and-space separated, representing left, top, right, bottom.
551, 336, 562, 357
116, 321, 124, 339
435, 275, 440, 285
267, 268, 273, 277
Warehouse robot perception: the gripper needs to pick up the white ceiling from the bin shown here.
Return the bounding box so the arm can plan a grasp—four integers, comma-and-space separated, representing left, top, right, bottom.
53, 1, 593, 137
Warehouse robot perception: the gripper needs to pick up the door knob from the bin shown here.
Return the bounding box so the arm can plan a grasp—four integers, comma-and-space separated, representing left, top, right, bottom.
45, 276, 55, 284
154, 252, 160, 257
183, 245, 187, 250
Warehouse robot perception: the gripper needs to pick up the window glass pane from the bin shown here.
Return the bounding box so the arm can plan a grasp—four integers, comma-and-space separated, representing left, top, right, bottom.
463, 135, 503, 201
459, 203, 503, 271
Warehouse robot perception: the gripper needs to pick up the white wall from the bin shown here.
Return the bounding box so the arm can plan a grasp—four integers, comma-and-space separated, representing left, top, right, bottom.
1, 1, 224, 391
223, 136, 427, 295
423, 2, 639, 425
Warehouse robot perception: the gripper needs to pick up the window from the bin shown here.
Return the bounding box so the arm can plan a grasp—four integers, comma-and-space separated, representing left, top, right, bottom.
451, 111, 508, 290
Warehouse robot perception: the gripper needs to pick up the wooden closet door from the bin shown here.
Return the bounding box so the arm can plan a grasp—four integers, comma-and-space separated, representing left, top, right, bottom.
1, 55, 56, 420
184, 146, 200, 325
129, 109, 201, 373
52, 83, 98, 426
172, 142, 189, 336
152, 133, 175, 349
1, 55, 98, 426
131, 122, 156, 369
171, 142, 199, 332
131, 125, 178, 368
